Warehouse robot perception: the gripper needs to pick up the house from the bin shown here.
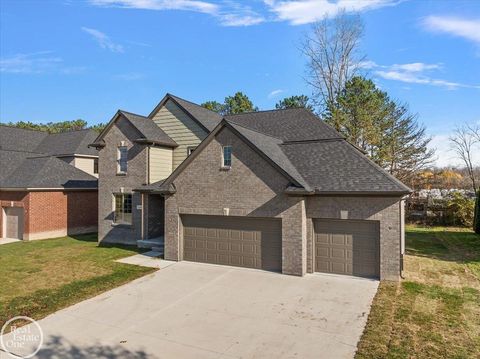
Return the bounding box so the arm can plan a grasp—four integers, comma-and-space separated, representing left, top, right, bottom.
91, 94, 411, 280
0, 126, 98, 240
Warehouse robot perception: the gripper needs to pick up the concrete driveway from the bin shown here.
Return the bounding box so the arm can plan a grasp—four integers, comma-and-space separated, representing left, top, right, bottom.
1, 262, 378, 359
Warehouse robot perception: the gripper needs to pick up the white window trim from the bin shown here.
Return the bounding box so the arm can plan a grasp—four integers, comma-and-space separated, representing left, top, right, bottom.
112, 192, 133, 225
222, 145, 232, 169
117, 146, 128, 174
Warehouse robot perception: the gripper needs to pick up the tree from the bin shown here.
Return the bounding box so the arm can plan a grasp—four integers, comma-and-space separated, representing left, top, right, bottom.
302, 11, 364, 116
326, 76, 434, 180
379, 103, 435, 180
325, 76, 391, 155
223, 92, 258, 115
201, 92, 258, 115
200, 101, 225, 114
5, 119, 88, 133
450, 125, 478, 192
275, 95, 313, 111
89, 122, 107, 133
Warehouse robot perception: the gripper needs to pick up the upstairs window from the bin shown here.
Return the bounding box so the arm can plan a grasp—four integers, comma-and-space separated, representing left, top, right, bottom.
93, 158, 99, 174
222, 146, 232, 168
114, 193, 132, 225
117, 146, 128, 174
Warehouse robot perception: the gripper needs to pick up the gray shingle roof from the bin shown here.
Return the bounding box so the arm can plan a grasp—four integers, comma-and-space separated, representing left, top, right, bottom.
139, 106, 410, 195
119, 110, 178, 147
35, 129, 98, 156
0, 125, 48, 153
228, 122, 311, 191
0, 125, 98, 156
0, 150, 97, 189
225, 108, 342, 142
168, 94, 223, 131
280, 140, 410, 194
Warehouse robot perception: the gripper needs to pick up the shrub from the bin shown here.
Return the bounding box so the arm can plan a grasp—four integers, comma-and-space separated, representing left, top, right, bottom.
446, 192, 475, 227
474, 190, 480, 234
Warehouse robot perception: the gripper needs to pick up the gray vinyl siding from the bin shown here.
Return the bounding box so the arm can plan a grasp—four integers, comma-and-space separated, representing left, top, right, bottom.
149, 146, 173, 183
151, 99, 207, 169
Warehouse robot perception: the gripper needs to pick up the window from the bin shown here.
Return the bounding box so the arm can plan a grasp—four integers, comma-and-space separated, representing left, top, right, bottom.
117, 146, 128, 174
187, 146, 197, 156
113, 193, 132, 225
222, 146, 232, 167
93, 158, 99, 174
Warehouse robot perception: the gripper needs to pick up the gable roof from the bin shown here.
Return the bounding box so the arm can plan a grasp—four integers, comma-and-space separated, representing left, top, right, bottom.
138, 108, 411, 196
225, 108, 342, 142
0, 150, 97, 189
0, 125, 98, 156
148, 93, 222, 132
89, 110, 177, 148
35, 129, 98, 156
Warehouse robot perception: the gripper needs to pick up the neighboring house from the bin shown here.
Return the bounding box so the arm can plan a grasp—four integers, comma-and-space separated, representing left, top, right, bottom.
0, 126, 98, 240
92, 94, 411, 281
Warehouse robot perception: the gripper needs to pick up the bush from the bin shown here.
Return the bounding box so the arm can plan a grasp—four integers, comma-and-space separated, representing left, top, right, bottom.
446, 192, 475, 227
474, 190, 480, 234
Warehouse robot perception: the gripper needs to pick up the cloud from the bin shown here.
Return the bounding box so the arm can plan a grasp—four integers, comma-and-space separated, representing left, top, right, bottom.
81, 27, 124, 52
90, 0, 218, 13
422, 16, 480, 44
362, 61, 479, 90
265, 0, 399, 25
429, 133, 480, 167
268, 89, 284, 98
89, 0, 264, 27
113, 72, 145, 80
0, 52, 62, 73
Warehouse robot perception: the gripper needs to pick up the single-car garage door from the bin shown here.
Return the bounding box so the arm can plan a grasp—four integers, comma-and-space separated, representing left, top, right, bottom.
4, 207, 24, 240
182, 215, 282, 272
313, 219, 379, 278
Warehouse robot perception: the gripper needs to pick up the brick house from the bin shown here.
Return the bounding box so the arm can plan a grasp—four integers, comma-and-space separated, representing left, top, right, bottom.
0, 126, 98, 240
91, 94, 410, 280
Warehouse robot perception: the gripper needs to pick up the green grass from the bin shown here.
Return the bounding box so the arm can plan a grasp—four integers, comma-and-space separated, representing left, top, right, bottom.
0, 234, 156, 328
356, 226, 480, 359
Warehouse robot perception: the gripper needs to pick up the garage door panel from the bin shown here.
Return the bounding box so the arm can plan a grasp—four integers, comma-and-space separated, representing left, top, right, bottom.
314, 219, 379, 278
182, 215, 281, 272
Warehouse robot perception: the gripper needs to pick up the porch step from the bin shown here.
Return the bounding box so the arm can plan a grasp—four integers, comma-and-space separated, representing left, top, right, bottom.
137, 237, 164, 252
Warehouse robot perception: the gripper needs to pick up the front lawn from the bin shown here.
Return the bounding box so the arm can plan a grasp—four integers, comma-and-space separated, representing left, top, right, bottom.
0, 234, 156, 328
356, 226, 480, 358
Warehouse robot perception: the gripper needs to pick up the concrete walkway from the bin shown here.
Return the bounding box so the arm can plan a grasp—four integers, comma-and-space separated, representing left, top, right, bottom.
1, 262, 378, 359
116, 251, 176, 269
0, 238, 21, 245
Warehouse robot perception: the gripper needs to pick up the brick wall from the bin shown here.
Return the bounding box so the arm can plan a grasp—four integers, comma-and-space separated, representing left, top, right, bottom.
97, 116, 147, 245
164, 126, 308, 275
306, 196, 402, 280
0, 190, 97, 240
163, 126, 403, 279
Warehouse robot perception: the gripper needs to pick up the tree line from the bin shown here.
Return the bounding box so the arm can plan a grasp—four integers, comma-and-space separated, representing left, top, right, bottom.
2, 119, 106, 133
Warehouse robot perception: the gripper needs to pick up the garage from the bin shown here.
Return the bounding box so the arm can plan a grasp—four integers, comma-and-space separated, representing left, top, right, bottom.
3, 207, 24, 240
313, 219, 380, 278
182, 215, 282, 271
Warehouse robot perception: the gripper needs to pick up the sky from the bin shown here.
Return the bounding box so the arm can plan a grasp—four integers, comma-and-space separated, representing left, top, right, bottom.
1, 0, 479, 167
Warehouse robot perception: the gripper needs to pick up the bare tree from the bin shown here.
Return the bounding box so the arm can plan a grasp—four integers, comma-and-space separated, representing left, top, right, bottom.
450, 125, 479, 192
468, 123, 480, 143
302, 11, 365, 121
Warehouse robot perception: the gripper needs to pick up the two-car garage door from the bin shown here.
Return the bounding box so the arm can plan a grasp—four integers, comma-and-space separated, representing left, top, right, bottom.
182, 215, 379, 278
182, 215, 282, 272
313, 219, 380, 278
